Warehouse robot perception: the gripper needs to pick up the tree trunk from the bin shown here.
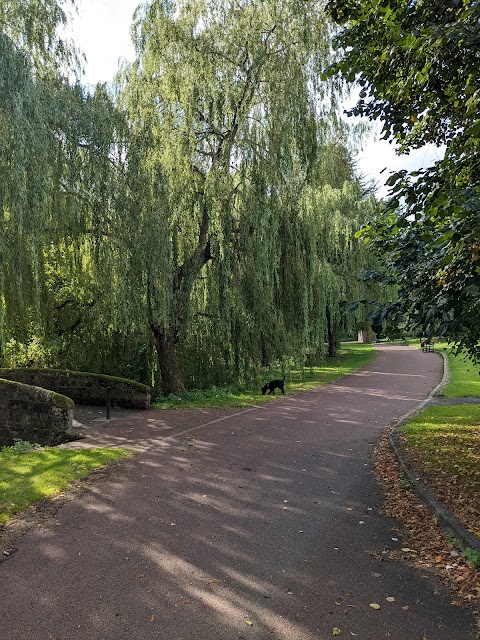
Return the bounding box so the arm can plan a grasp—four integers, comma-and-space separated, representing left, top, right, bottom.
326, 306, 337, 358
261, 336, 270, 369
151, 325, 185, 396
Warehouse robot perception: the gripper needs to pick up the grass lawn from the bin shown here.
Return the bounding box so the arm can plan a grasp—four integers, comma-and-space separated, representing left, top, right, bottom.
0, 444, 132, 525
399, 341, 480, 541
154, 342, 377, 409
435, 342, 480, 397
411, 338, 480, 396
400, 404, 480, 537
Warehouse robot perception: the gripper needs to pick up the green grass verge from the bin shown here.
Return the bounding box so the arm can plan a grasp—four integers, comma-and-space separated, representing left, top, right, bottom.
154, 343, 377, 409
401, 404, 480, 494
411, 339, 480, 397
437, 343, 480, 397
0, 444, 132, 524
398, 341, 480, 544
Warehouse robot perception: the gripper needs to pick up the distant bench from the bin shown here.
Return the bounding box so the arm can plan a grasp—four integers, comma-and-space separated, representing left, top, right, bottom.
421, 340, 435, 353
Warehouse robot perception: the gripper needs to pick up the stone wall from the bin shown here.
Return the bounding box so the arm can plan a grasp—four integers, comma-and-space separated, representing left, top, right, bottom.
0, 379, 73, 447
0, 369, 151, 410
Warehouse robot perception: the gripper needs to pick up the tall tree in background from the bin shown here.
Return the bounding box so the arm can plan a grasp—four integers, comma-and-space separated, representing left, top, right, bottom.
326, 0, 480, 359
1, 0, 381, 393
0, 0, 127, 364
116, 0, 373, 394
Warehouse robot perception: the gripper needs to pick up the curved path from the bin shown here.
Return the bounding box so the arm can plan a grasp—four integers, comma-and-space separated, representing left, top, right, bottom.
1, 346, 476, 639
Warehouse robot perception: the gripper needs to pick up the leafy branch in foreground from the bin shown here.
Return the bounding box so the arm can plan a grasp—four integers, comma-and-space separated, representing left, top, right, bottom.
326, 0, 480, 361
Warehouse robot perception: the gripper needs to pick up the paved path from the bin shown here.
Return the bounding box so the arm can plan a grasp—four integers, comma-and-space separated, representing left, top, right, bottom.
1, 346, 476, 639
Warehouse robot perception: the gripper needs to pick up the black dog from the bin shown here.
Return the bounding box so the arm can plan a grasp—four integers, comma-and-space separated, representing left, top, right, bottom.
262, 375, 285, 395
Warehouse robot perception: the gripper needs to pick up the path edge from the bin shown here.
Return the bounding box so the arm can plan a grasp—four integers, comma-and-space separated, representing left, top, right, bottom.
387, 350, 480, 554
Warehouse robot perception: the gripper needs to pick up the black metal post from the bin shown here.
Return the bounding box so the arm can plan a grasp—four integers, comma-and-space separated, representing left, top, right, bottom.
106, 387, 111, 420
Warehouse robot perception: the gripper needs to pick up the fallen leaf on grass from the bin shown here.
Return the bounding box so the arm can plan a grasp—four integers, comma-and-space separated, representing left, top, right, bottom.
369, 603, 381, 610
373, 428, 480, 608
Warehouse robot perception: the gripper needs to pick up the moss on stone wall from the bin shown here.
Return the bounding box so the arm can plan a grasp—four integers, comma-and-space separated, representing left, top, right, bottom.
0, 379, 73, 447
0, 368, 150, 409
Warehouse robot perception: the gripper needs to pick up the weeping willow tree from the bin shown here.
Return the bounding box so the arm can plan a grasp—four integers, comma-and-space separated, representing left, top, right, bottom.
0, 0, 129, 366
114, 0, 375, 395
1, 0, 381, 393
0, 0, 72, 351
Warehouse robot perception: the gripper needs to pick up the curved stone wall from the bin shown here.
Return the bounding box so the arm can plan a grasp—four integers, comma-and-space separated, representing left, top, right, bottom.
0, 369, 151, 410
0, 379, 73, 447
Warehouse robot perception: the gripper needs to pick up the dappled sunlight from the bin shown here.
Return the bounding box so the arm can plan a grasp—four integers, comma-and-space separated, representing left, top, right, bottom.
36, 541, 68, 562
0, 345, 458, 639
331, 417, 365, 426
82, 500, 134, 519
38, 439, 372, 638
328, 384, 422, 402
317, 449, 361, 460
350, 369, 427, 379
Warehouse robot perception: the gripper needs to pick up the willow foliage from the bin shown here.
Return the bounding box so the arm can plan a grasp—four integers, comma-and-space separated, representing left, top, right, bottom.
112, 0, 377, 394
2, 0, 381, 394
0, 1, 125, 360
0, 0, 79, 75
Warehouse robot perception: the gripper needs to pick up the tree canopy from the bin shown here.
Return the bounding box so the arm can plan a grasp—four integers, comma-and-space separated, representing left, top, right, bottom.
326, 0, 480, 359
113, 0, 379, 393
1, 0, 384, 395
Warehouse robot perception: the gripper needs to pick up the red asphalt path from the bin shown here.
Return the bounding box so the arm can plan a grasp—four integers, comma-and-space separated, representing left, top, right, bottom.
0, 345, 476, 639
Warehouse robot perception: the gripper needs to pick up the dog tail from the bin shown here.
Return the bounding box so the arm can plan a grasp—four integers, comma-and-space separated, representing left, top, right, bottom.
282, 375, 285, 382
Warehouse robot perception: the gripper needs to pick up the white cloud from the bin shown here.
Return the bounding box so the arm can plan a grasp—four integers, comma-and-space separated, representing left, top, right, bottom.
355, 127, 445, 198
69, 0, 140, 85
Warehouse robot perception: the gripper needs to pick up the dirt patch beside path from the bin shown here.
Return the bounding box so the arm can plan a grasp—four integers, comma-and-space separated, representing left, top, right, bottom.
374, 425, 480, 618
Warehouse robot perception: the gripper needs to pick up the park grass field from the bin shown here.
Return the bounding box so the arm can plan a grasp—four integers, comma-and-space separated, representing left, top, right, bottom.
435, 342, 480, 397
154, 342, 377, 409
400, 342, 480, 540
403, 405, 480, 495
0, 445, 132, 524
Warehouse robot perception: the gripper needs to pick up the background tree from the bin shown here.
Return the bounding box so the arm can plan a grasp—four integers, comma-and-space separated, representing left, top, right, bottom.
0, 0, 128, 369
326, 0, 480, 359
1, 0, 382, 395
115, 0, 377, 394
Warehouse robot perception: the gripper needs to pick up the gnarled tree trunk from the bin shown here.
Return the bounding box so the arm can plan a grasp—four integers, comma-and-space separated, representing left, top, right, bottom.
151, 325, 185, 396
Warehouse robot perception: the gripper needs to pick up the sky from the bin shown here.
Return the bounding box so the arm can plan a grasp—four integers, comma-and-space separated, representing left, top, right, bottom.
69, 0, 444, 199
